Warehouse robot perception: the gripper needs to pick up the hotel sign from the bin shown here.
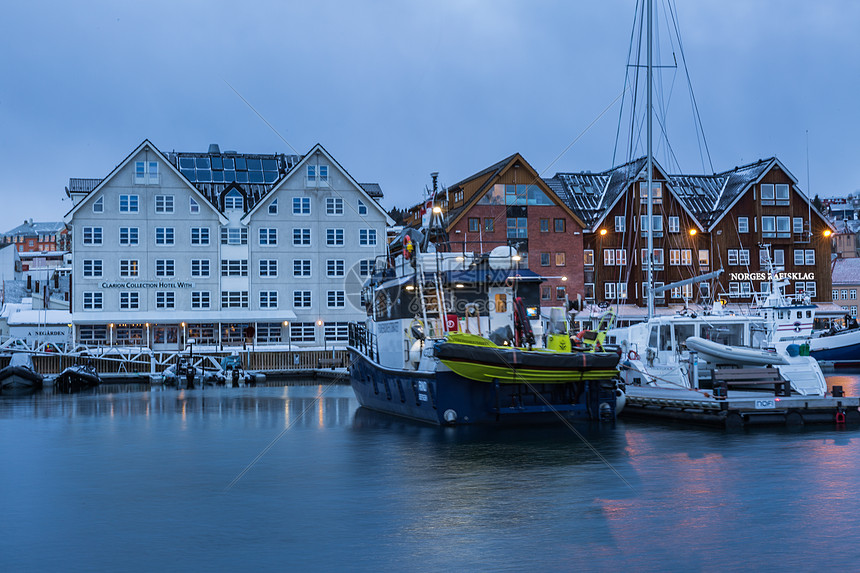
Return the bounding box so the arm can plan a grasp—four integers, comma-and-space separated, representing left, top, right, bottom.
728, 272, 815, 281
100, 281, 195, 289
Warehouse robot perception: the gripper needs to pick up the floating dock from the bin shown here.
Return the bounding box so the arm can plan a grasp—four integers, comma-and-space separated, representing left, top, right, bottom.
622, 385, 860, 428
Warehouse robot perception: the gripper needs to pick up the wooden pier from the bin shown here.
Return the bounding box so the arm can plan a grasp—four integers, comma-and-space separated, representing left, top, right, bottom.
622, 385, 860, 428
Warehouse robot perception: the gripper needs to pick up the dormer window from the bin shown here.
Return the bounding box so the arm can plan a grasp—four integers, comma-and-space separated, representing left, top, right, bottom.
224, 189, 244, 210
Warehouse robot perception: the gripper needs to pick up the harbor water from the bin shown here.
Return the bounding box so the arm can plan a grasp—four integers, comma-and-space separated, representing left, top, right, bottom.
2, 374, 860, 571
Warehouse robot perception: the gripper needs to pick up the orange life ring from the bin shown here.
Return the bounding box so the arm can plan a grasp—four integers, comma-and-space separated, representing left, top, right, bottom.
627, 350, 640, 361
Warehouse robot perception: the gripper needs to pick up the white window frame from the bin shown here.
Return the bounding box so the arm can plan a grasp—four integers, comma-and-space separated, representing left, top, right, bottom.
156, 291, 175, 309
804, 249, 815, 265
326, 228, 345, 246
119, 259, 140, 278
738, 217, 749, 233
83, 226, 103, 245
92, 197, 104, 213
293, 228, 311, 246
191, 227, 210, 246
293, 197, 311, 215
327, 259, 345, 277
359, 229, 377, 246
119, 194, 139, 213
293, 290, 312, 308
326, 197, 344, 216
83, 292, 103, 310
120, 291, 140, 310
259, 228, 278, 246
668, 216, 680, 233
191, 291, 210, 309
268, 199, 278, 215
358, 199, 368, 216
293, 259, 311, 277
155, 227, 175, 246
191, 259, 210, 277
155, 195, 174, 214
259, 290, 278, 309
327, 290, 345, 308
155, 259, 175, 278
259, 259, 278, 277
83, 259, 103, 278
614, 216, 625, 233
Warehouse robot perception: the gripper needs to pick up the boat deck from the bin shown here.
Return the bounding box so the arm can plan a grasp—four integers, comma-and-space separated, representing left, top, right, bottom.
623, 385, 860, 428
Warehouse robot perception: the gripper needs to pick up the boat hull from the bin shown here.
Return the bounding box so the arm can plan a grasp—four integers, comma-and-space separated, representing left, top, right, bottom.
685, 336, 789, 366
54, 366, 100, 393
809, 329, 860, 366
434, 341, 620, 383
0, 365, 44, 391
348, 347, 621, 425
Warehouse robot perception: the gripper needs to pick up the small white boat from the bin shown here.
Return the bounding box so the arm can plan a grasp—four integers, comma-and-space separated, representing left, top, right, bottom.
685, 336, 789, 366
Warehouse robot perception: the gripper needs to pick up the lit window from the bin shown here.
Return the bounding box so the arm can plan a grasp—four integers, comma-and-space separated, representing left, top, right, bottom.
584, 250, 594, 266
119, 259, 139, 277
555, 252, 566, 266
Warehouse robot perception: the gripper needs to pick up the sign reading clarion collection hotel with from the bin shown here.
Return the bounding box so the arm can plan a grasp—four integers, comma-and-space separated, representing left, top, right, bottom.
99, 281, 195, 289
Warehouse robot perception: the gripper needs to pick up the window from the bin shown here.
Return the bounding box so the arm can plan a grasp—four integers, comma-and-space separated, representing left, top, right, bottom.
540, 219, 550, 233
640, 215, 663, 236
259, 259, 278, 277
776, 216, 790, 238
259, 228, 277, 246
794, 250, 805, 266
737, 249, 749, 266
191, 259, 210, 277
615, 249, 627, 265
307, 165, 328, 184
120, 292, 139, 310
221, 227, 248, 245
484, 218, 494, 232
615, 216, 625, 232
555, 252, 566, 266
224, 190, 243, 210
257, 323, 283, 344
83, 227, 102, 245
221, 291, 249, 308
554, 218, 565, 233
155, 259, 175, 277
191, 227, 210, 245
843, 289, 849, 300
832, 289, 839, 301
359, 229, 377, 246
805, 282, 817, 299
584, 250, 594, 266
192, 291, 210, 309
653, 282, 665, 300
775, 184, 789, 204
93, 197, 104, 213
605, 282, 616, 299
507, 217, 528, 238
156, 291, 175, 309
540, 253, 550, 266
293, 259, 311, 277
268, 199, 278, 215
119, 195, 139, 213
761, 184, 774, 202
774, 249, 784, 266
541, 286, 551, 301
326, 197, 344, 215
319, 165, 328, 181
803, 249, 815, 265
155, 195, 174, 213
852, 290, 858, 300
190, 197, 200, 214
134, 161, 158, 184
221, 259, 248, 276
155, 227, 174, 245
762, 216, 776, 238
83, 259, 103, 278
293, 290, 312, 308
83, 292, 102, 310
468, 218, 480, 232
793, 217, 804, 234
699, 250, 710, 267
639, 181, 663, 203
670, 249, 681, 266
738, 217, 749, 233
119, 227, 139, 246
293, 197, 311, 215
120, 259, 139, 277
358, 200, 367, 215
644, 248, 664, 268
668, 216, 680, 233
327, 290, 345, 308
556, 286, 566, 300
604, 249, 616, 266
700, 282, 711, 299
584, 283, 595, 300
359, 259, 374, 276
326, 228, 344, 246
293, 228, 311, 246
327, 259, 345, 277
307, 165, 316, 183
290, 322, 316, 342
260, 291, 278, 308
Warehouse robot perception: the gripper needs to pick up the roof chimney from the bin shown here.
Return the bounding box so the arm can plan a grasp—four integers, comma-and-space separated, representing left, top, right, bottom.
208, 143, 221, 154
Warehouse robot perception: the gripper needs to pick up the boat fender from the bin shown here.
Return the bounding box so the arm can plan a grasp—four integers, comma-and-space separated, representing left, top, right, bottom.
443, 409, 458, 425
794, 321, 802, 333
403, 235, 413, 260
627, 350, 640, 361
836, 410, 846, 425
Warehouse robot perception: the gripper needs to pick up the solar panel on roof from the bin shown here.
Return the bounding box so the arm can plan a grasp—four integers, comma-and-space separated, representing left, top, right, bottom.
235, 157, 246, 170
196, 157, 210, 169
247, 158, 262, 171
223, 157, 234, 169
211, 157, 223, 170
262, 159, 277, 171
179, 157, 195, 169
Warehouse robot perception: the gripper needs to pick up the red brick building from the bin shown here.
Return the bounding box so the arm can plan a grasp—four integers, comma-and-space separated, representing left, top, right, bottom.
2, 220, 70, 254
406, 154, 586, 306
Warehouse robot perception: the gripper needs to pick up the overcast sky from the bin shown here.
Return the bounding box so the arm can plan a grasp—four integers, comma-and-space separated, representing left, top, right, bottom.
1, 0, 858, 233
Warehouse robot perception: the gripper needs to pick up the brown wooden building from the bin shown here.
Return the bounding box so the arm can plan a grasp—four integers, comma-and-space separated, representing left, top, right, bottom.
545, 156, 837, 319
406, 154, 586, 306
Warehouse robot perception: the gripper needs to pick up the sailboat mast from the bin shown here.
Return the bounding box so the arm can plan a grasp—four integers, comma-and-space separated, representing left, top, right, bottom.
646, 0, 655, 320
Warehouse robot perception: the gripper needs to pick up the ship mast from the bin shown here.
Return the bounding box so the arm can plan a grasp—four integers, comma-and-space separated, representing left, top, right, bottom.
646, 0, 655, 320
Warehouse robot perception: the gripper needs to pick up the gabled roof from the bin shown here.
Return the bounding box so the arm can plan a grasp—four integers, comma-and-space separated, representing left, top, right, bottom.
444, 153, 586, 230
241, 143, 394, 225
548, 155, 835, 233
3, 221, 66, 237
64, 140, 228, 224
831, 258, 860, 286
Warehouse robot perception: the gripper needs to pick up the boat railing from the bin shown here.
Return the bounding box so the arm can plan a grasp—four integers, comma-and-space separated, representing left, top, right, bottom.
349, 323, 379, 363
